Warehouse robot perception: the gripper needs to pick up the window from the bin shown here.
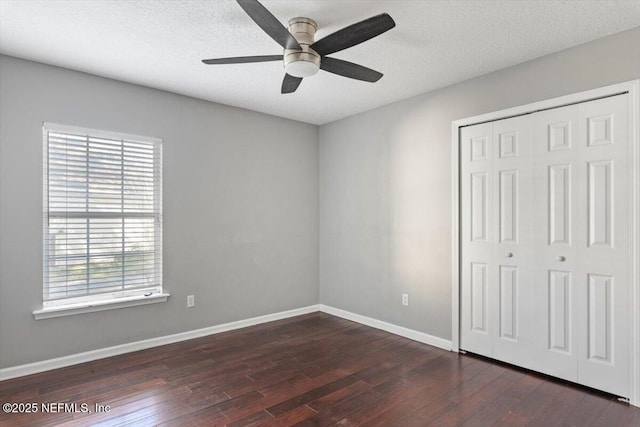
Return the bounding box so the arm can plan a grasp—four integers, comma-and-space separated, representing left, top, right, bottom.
41, 123, 163, 313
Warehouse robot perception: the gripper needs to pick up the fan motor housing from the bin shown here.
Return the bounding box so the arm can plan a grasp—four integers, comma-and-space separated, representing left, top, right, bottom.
284, 17, 320, 78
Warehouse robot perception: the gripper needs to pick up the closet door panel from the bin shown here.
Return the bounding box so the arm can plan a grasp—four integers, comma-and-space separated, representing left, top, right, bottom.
577, 95, 629, 397
460, 123, 494, 357
531, 105, 580, 382
491, 115, 533, 367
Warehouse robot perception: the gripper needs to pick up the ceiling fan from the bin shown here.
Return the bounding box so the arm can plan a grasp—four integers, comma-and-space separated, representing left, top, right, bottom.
202, 0, 396, 94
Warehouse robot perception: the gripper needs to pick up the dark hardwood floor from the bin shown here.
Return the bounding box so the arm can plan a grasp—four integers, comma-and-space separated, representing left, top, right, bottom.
1, 312, 638, 426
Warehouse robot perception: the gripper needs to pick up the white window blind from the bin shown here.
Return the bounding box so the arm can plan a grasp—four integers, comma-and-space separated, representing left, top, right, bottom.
43, 123, 162, 306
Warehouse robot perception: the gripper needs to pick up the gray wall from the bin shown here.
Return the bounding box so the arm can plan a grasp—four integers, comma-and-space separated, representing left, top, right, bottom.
0, 55, 319, 368
319, 27, 640, 340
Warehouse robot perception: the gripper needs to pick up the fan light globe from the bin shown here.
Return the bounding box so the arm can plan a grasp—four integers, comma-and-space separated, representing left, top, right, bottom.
285, 60, 320, 78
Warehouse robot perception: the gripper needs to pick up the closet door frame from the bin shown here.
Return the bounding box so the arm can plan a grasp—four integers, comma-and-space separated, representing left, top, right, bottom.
451, 80, 640, 406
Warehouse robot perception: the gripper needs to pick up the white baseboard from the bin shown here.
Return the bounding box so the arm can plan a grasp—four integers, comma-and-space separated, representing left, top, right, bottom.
0, 303, 452, 381
0, 304, 320, 381
318, 304, 453, 351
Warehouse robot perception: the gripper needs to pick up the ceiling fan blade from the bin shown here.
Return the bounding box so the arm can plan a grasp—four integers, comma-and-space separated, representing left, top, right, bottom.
236, 0, 301, 50
320, 57, 383, 82
202, 55, 282, 65
281, 74, 303, 94
310, 13, 395, 56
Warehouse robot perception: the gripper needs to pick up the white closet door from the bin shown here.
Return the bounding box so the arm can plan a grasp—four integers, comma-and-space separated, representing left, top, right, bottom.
460, 123, 494, 357
491, 115, 533, 367
531, 104, 580, 382
576, 95, 629, 397
459, 93, 630, 399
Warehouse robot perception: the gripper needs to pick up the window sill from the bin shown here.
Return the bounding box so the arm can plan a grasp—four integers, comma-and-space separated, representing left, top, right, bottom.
33, 293, 170, 320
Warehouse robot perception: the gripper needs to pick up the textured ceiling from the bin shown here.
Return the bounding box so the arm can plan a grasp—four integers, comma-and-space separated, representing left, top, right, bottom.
1, 1, 639, 125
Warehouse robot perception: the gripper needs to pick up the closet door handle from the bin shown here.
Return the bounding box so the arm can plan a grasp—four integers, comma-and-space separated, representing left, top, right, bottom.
556, 256, 566, 262
505, 252, 513, 258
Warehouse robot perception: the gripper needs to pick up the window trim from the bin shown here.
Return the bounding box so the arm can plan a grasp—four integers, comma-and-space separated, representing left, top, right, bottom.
33, 292, 170, 320
37, 122, 165, 317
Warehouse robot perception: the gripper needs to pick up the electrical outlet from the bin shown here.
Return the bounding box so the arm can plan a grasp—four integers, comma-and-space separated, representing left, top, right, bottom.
187, 295, 195, 308
402, 293, 409, 306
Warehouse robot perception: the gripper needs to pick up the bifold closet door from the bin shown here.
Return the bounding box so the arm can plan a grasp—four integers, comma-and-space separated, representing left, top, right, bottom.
530, 95, 629, 396
460, 93, 630, 398
460, 116, 532, 364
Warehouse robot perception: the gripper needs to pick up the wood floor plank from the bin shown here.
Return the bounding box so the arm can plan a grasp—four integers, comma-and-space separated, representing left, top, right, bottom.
1, 312, 638, 427
226, 409, 273, 427
260, 405, 317, 426
493, 379, 564, 426
356, 355, 485, 427
560, 391, 621, 427
306, 380, 372, 413
593, 399, 638, 426
423, 369, 527, 426
299, 387, 382, 426
265, 374, 361, 417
